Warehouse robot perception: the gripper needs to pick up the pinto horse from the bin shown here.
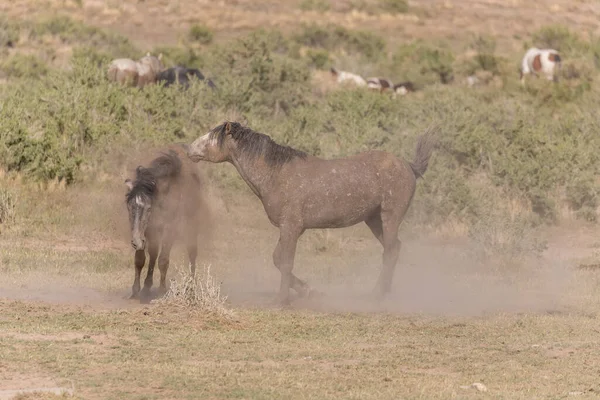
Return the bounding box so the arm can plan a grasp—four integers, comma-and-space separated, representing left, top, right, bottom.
125, 145, 211, 302
108, 53, 165, 88
520, 47, 561, 84
188, 122, 435, 305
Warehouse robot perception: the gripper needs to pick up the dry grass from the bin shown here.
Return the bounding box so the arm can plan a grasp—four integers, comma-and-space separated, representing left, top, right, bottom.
156, 263, 234, 318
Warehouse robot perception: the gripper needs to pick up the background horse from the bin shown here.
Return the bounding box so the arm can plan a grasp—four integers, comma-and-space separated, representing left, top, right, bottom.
125, 145, 211, 302
520, 47, 561, 84
367, 77, 393, 92
157, 66, 217, 90
330, 67, 367, 87
187, 122, 435, 305
108, 53, 165, 88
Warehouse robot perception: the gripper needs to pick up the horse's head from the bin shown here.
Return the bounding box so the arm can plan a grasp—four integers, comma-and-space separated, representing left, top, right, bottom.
188, 122, 235, 163
125, 167, 156, 250
139, 53, 165, 74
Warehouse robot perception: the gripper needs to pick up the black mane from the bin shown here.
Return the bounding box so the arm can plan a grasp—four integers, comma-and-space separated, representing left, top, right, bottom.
209, 122, 307, 166
126, 150, 182, 203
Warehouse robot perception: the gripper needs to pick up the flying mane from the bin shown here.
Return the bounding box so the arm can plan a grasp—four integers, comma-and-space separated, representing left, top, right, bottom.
209, 122, 307, 166
126, 150, 182, 203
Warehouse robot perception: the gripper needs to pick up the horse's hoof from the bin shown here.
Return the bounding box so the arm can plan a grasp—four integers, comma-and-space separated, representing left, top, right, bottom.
139, 289, 152, 304
295, 285, 311, 298
129, 292, 139, 300
308, 289, 326, 300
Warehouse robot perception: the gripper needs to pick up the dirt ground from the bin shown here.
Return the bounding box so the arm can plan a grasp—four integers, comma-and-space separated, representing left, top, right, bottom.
2, 180, 600, 399
2, 0, 600, 398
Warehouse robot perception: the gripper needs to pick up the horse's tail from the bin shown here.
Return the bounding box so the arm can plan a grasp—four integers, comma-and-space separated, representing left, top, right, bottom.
409, 127, 437, 179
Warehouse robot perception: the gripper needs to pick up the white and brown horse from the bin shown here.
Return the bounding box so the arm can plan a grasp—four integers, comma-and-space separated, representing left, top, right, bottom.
108, 53, 165, 88
520, 47, 561, 84
330, 67, 367, 87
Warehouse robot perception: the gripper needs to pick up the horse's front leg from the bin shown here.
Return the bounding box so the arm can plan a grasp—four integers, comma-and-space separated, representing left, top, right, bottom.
140, 236, 159, 303
274, 226, 303, 305
273, 238, 309, 298
130, 250, 146, 299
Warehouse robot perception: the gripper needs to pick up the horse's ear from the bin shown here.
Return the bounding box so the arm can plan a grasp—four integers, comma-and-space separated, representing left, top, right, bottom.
125, 179, 133, 192
224, 122, 232, 135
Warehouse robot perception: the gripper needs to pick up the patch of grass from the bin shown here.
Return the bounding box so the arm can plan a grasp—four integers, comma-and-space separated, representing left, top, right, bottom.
1, 298, 600, 399
0, 185, 17, 227
379, 0, 409, 14
0, 16, 20, 47
2, 54, 48, 78
299, 0, 330, 12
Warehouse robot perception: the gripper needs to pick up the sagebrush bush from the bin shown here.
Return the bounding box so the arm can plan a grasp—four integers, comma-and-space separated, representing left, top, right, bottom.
293, 24, 386, 60
1, 54, 48, 78
2, 20, 600, 230
188, 24, 213, 45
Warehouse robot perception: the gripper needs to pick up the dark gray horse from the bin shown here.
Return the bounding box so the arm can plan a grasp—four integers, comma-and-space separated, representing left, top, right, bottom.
187, 122, 435, 305
157, 66, 216, 90
125, 145, 211, 302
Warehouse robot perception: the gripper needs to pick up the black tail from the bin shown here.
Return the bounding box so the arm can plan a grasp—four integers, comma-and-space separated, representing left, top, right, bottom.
409, 127, 437, 179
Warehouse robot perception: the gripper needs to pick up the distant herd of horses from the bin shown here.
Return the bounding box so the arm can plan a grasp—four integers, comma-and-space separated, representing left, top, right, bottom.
107, 46, 561, 95
107, 53, 216, 89
329, 46, 562, 95
117, 46, 560, 306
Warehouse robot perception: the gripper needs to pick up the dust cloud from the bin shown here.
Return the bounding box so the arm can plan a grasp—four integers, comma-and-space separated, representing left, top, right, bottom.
222, 239, 575, 317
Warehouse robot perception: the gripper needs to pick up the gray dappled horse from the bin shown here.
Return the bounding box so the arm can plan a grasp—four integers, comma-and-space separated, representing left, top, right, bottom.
188, 122, 435, 305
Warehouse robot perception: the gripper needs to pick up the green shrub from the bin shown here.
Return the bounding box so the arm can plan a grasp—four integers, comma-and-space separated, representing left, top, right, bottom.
293, 24, 386, 59
2, 54, 48, 79
305, 48, 330, 69
0, 17, 19, 47
189, 24, 213, 45
153, 45, 203, 68
391, 41, 454, 84
530, 25, 587, 56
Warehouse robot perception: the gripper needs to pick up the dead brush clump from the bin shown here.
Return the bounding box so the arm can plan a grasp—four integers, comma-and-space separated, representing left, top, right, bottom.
156, 264, 234, 319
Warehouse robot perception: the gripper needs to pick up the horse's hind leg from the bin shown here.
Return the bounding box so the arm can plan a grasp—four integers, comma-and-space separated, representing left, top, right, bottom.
131, 250, 146, 299
365, 213, 384, 247
158, 239, 174, 293
374, 212, 402, 296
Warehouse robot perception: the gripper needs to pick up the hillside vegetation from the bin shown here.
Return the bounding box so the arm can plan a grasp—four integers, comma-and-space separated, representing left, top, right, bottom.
1, 14, 600, 245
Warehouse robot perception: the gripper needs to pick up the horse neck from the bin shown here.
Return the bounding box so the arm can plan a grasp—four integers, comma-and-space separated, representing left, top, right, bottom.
229, 153, 279, 201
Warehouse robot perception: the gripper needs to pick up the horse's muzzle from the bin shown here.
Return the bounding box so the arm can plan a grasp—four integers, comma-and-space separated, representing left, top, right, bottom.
131, 239, 145, 251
